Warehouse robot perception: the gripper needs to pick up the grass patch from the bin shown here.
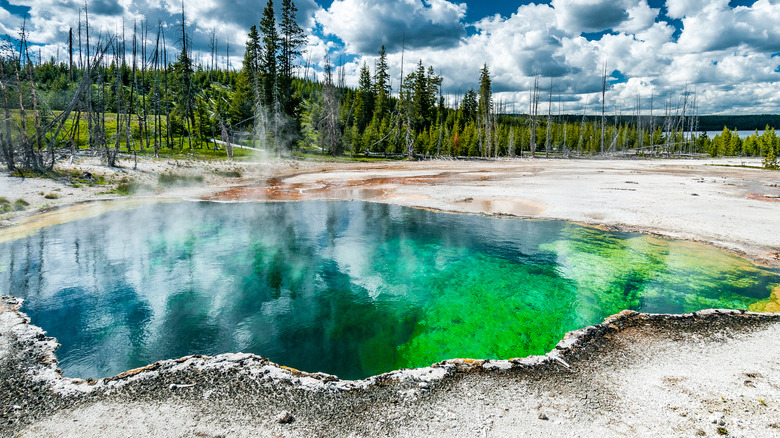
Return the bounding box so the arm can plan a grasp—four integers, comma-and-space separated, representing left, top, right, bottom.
214, 169, 242, 178
43, 193, 59, 199
110, 177, 155, 196
1, 197, 30, 213
294, 151, 405, 162
158, 172, 204, 187
11, 168, 61, 179
13, 199, 29, 210
67, 171, 106, 186
7, 167, 111, 186
708, 163, 780, 171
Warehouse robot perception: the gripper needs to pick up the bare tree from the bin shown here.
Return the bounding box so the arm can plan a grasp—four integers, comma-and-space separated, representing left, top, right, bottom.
0, 43, 15, 171
321, 56, 340, 156
129, 21, 140, 159
22, 22, 44, 160
577, 105, 587, 156
162, 26, 171, 149
141, 20, 149, 152
649, 89, 655, 153
68, 28, 74, 81
600, 63, 607, 155
508, 125, 515, 158
636, 92, 643, 154
529, 74, 540, 158
15, 21, 33, 169
109, 39, 122, 166
84, 2, 94, 152
152, 24, 162, 156
545, 78, 552, 157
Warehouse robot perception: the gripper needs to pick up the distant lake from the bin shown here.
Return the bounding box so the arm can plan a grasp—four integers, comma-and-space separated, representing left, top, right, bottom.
704, 130, 763, 139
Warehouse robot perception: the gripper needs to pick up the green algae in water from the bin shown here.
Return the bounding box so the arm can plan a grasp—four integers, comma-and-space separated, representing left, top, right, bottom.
0, 201, 777, 380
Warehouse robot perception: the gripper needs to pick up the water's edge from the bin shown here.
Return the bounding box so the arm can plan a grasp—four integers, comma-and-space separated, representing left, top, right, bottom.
2, 294, 779, 397
2, 197, 778, 269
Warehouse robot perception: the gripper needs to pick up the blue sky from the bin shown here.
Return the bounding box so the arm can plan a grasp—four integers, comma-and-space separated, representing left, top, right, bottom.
1, 0, 778, 114
460, 0, 759, 20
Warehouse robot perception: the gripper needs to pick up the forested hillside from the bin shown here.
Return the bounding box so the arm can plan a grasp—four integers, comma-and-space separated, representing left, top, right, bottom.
1, 0, 778, 174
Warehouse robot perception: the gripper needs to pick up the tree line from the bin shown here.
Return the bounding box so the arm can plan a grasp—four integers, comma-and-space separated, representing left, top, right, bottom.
1, 2, 778, 174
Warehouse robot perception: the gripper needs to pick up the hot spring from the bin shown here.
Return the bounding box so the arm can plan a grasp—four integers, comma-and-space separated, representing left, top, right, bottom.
0, 200, 777, 380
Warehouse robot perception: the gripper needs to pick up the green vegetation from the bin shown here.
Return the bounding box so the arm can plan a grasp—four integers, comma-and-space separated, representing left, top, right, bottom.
213, 169, 242, 178
157, 172, 204, 187
709, 126, 779, 169
66, 170, 105, 186
111, 177, 154, 195
43, 193, 58, 199
0, 197, 26, 213
0, 0, 777, 176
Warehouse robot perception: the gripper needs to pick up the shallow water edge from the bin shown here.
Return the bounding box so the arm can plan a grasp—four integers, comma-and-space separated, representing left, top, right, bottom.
5, 294, 780, 437
3, 200, 777, 380
2, 197, 779, 270
2, 294, 779, 390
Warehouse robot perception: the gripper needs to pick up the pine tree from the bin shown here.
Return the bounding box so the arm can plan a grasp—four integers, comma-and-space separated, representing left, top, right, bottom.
477, 64, 492, 157
765, 141, 777, 169
727, 133, 740, 156
742, 134, 756, 156
461, 89, 477, 124
245, 25, 262, 74
362, 116, 378, 153
410, 60, 429, 131
279, 0, 306, 116
354, 62, 374, 132
761, 125, 777, 157
172, 5, 196, 148
477, 65, 492, 121
259, 0, 279, 106
373, 46, 390, 120
231, 25, 260, 124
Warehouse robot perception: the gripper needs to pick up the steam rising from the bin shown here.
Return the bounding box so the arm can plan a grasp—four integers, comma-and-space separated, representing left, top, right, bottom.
0, 200, 776, 380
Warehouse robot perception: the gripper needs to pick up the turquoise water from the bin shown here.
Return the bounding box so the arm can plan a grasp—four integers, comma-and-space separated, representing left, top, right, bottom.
0, 201, 777, 380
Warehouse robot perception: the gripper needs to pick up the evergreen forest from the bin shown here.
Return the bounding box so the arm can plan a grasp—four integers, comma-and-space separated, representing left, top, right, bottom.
1, 0, 778, 174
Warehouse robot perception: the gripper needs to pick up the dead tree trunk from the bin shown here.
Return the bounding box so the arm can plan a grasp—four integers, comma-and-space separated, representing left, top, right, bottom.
529, 74, 540, 158
140, 20, 149, 152
0, 60, 14, 171
545, 78, 552, 158
600, 64, 607, 155
68, 28, 74, 81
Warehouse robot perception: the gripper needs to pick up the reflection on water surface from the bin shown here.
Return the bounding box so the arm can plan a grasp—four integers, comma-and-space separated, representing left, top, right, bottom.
0, 201, 777, 380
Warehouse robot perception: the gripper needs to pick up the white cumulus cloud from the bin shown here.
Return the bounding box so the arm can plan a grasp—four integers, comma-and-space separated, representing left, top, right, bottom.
315, 0, 467, 54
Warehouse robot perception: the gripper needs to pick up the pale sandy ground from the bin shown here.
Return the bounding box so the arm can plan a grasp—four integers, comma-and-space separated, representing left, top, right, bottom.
0, 155, 318, 227
220, 157, 779, 267
3, 156, 779, 265
3, 298, 779, 438
1, 155, 780, 437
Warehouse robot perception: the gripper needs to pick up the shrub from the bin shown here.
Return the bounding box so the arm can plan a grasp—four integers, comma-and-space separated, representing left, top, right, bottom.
214, 169, 242, 178
13, 199, 29, 211
0, 198, 28, 213
158, 172, 204, 187
114, 177, 154, 196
